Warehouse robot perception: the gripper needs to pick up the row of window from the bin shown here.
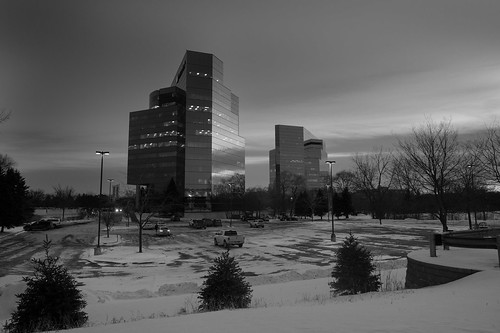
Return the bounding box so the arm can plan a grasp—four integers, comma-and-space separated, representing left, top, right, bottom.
213, 132, 245, 148
130, 161, 177, 169
130, 122, 180, 133
213, 104, 238, 124
185, 103, 238, 126
195, 129, 211, 136
188, 105, 210, 112
187, 70, 222, 83
128, 141, 184, 150
131, 111, 178, 122
128, 151, 178, 159
139, 130, 182, 139
212, 119, 236, 134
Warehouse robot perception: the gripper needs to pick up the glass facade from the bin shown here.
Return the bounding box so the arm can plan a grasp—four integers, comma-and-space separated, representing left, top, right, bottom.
128, 50, 245, 205
127, 87, 186, 192
270, 125, 327, 190
172, 51, 245, 199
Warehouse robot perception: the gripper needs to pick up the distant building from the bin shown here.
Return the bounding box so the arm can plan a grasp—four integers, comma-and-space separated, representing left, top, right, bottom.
127, 50, 245, 208
269, 125, 327, 190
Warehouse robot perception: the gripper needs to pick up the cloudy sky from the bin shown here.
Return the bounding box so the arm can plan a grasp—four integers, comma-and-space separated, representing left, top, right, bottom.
1, 0, 500, 194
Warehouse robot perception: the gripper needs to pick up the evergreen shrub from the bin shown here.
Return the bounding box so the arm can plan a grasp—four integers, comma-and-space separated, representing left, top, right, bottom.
198, 250, 252, 311
4, 236, 87, 332
330, 232, 381, 295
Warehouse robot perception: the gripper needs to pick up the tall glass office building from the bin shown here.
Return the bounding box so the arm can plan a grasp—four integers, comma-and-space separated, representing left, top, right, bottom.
269, 125, 327, 190
128, 50, 245, 207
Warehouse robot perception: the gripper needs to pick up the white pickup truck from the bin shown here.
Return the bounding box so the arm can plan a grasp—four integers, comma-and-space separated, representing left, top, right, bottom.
214, 230, 245, 248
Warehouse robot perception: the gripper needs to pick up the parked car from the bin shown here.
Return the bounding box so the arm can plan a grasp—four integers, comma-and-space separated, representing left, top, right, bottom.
249, 219, 264, 228
214, 230, 245, 248
170, 215, 181, 222
23, 218, 60, 231
477, 222, 489, 229
279, 215, 297, 221
211, 218, 222, 227
202, 218, 214, 227
189, 219, 206, 229
156, 227, 173, 237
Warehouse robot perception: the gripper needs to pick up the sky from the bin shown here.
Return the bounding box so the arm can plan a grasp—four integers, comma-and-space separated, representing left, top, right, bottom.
1, 0, 500, 194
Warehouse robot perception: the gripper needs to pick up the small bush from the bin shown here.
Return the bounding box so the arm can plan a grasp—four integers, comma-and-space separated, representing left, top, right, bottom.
198, 250, 252, 311
330, 232, 381, 295
3, 236, 87, 332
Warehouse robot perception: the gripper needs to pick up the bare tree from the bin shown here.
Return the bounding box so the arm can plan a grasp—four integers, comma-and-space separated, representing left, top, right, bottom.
477, 122, 500, 186
397, 119, 463, 231
0, 154, 16, 171
126, 185, 166, 253
455, 140, 487, 229
333, 170, 356, 192
212, 173, 245, 218
213, 173, 245, 196
53, 185, 75, 221
352, 147, 394, 224
102, 210, 122, 238
0, 108, 11, 124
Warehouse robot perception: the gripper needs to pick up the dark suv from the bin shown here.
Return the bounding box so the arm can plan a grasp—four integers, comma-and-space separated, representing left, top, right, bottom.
189, 219, 206, 229
23, 218, 60, 231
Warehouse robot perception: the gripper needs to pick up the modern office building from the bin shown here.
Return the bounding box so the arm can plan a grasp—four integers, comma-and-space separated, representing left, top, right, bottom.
269, 125, 327, 190
127, 50, 245, 208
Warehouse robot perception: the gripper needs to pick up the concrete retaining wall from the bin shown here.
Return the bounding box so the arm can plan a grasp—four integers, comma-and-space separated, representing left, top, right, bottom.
405, 256, 480, 289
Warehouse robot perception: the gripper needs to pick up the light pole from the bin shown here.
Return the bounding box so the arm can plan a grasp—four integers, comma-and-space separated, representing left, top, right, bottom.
107, 178, 114, 200
95, 150, 109, 254
228, 183, 234, 227
467, 164, 478, 229
325, 160, 336, 241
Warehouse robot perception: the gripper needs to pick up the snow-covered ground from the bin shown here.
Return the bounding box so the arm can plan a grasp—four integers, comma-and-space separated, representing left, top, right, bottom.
64, 270, 499, 333
1, 216, 499, 332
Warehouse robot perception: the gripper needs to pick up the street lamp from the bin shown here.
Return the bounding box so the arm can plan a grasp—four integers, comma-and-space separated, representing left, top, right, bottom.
107, 178, 114, 199
95, 150, 109, 254
325, 160, 336, 242
467, 164, 478, 230
228, 182, 234, 227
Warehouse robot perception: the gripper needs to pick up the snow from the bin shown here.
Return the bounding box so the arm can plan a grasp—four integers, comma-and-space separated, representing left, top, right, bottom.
64, 270, 500, 333
1, 218, 500, 332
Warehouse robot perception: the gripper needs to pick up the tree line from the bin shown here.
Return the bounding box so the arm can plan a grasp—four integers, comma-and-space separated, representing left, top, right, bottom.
2, 119, 500, 234
213, 119, 500, 232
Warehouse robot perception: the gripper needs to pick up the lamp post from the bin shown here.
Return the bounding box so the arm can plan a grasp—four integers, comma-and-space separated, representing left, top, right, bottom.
95, 150, 109, 254
325, 160, 336, 242
107, 178, 114, 200
228, 182, 234, 227
467, 164, 478, 230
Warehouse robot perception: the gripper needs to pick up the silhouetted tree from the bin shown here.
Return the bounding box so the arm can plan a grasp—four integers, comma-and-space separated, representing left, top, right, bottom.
0, 153, 15, 170
314, 189, 328, 219
330, 233, 380, 295
27, 189, 46, 208
4, 236, 87, 332
294, 190, 311, 218
52, 185, 75, 220
339, 187, 354, 218
478, 121, 500, 186
198, 251, 252, 311
0, 167, 33, 232
352, 147, 394, 224
74, 194, 101, 218
397, 119, 463, 231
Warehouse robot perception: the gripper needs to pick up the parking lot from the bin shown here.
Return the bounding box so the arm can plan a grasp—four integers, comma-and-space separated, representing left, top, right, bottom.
0, 215, 446, 287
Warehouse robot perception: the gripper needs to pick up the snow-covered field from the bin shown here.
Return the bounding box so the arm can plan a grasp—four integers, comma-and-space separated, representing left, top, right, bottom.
66, 269, 500, 333
1, 216, 499, 332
